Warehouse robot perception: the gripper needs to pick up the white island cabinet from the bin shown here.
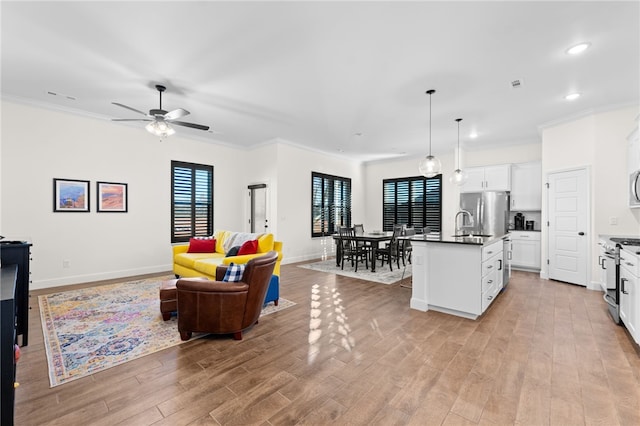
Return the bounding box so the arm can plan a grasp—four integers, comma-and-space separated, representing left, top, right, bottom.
411, 237, 504, 319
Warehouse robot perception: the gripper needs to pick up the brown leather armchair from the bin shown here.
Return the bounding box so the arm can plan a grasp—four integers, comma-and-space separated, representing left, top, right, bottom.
176, 250, 278, 341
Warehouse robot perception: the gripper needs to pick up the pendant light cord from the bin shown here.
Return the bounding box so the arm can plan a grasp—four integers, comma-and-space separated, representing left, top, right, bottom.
456, 118, 461, 168
426, 89, 435, 156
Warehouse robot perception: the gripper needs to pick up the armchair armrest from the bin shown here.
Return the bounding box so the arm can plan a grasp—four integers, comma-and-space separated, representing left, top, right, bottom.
176, 279, 249, 293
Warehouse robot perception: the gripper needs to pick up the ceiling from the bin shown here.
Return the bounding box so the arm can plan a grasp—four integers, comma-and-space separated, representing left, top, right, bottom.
2, 1, 638, 162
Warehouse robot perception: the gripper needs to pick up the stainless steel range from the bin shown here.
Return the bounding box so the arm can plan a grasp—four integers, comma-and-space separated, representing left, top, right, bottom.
599, 236, 640, 325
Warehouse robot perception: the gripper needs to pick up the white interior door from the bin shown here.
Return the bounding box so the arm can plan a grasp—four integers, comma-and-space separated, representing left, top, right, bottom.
547, 168, 589, 286
248, 184, 268, 234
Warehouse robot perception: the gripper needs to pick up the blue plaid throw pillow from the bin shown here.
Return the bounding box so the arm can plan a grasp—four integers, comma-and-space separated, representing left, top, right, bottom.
222, 263, 245, 282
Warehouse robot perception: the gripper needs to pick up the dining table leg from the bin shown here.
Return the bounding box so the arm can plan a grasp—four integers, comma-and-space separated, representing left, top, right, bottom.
371, 242, 378, 272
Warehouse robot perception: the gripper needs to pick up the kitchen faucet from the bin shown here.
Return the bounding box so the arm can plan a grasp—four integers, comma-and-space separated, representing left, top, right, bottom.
455, 210, 474, 235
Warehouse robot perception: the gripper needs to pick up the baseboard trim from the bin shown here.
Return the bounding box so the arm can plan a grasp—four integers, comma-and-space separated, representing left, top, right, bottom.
32, 265, 173, 290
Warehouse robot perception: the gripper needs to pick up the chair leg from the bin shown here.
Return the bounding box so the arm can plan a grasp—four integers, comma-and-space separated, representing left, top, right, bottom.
180, 331, 192, 341
233, 331, 243, 340
274, 299, 279, 306
162, 312, 171, 321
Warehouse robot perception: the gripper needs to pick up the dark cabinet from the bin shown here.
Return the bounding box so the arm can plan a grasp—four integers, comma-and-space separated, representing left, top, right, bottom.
1, 265, 18, 426
0, 242, 32, 346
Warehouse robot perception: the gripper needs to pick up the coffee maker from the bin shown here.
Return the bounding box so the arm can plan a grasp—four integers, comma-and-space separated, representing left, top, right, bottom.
514, 213, 525, 230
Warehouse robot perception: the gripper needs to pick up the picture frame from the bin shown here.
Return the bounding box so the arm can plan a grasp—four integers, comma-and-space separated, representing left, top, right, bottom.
53, 178, 90, 212
96, 181, 128, 213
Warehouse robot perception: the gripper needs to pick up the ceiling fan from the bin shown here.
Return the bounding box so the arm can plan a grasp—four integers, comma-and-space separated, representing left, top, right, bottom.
112, 84, 210, 137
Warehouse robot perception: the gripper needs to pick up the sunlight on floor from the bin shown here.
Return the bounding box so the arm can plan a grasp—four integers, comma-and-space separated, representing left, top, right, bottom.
307, 282, 355, 364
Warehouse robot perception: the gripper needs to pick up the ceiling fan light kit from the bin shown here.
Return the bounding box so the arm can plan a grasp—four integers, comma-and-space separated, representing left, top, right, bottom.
145, 120, 175, 138
418, 89, 442, 178
112, 84, 210, 138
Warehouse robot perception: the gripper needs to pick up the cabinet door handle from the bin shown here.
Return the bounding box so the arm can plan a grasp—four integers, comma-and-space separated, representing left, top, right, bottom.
487, 265, 493, 269
487, 251, 493, 255
626, 262, 634, 267
488, 295, 493, 300
621, 278, 628, 294
498, 259, 503, 271
578, 232, 585, 236
488, 280, 493, 284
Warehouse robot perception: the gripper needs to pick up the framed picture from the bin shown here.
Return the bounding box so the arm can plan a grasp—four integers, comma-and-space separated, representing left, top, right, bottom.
96, 181, 128, 213
53, 178, 90, 212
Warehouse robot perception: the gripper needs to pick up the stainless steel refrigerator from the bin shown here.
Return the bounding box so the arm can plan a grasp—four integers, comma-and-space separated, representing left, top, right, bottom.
459, 191, 510, 237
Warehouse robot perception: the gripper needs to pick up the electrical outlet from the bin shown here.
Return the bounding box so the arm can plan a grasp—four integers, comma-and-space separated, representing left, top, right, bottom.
609, 216, 618, 225
63, 260, 70, 268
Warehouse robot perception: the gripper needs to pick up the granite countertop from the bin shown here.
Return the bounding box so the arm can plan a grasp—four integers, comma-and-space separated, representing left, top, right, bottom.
408, 233, 508, 246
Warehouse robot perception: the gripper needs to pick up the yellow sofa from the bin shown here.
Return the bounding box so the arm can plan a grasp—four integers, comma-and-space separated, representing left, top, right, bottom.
172, 230, 283, 305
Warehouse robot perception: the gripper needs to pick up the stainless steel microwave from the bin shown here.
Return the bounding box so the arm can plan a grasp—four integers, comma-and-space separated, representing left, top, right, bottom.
630, 170, 640, 208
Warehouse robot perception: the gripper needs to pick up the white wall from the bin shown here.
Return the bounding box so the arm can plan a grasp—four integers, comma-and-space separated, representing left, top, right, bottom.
1, 100, 245, 289
274, 142, 364, 263
540, 105, 640, 288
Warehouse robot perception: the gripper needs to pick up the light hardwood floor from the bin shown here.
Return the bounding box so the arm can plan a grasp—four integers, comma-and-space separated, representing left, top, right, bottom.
15, 261, 640, 425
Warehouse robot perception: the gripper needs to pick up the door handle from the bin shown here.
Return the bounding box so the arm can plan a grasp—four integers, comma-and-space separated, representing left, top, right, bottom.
578, 232, 585, 236
498, 259, 503, 270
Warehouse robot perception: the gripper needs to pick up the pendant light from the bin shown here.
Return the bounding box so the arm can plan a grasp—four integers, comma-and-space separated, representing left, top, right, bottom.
450, 118, 468, 185
418, 89, 442, 178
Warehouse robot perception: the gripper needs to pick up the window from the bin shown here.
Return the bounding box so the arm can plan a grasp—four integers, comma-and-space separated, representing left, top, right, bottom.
383, 175, 442, 233
311, 172, 351, 237
171, 161, 213, 243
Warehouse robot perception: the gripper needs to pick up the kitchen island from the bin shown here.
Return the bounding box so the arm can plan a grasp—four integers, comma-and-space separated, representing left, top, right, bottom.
409, 234, 508, 319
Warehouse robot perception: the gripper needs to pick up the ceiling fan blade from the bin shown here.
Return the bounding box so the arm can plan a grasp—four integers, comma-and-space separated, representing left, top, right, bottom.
112, 102, 149, 116
164, 108, 190, 121
171, 121, 210, 131
112, 118, 152, 122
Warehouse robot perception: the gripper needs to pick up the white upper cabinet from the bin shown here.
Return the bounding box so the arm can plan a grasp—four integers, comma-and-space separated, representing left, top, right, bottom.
461, 164, 511, 193
510, 162, 542, 211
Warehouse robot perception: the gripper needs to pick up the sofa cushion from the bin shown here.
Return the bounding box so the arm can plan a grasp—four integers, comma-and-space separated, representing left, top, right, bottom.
238, 239, 258, 255
258, 233, 274, 253
187, 237, 216, 253
192, 257, 224, 276
222, 263, 245, 282
175, 252, 223, 269
214, 230, 231, 254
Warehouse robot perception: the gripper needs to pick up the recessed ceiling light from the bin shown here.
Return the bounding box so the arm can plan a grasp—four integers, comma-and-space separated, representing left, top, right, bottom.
566, 42, 591, 55
565, 92, 581, 101
469, 132, 478, 139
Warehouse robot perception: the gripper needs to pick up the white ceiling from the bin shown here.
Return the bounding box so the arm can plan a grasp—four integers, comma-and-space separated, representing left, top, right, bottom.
2, 1, 638, 162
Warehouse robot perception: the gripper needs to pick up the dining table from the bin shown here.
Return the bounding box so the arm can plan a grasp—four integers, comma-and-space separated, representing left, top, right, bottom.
332, 231, 393, 272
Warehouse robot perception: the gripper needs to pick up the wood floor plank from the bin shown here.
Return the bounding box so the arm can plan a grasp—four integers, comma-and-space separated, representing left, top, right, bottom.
13, 266, 639, 425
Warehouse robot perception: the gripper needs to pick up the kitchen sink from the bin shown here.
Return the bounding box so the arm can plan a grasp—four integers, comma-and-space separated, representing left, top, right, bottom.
452, 234, 493, 238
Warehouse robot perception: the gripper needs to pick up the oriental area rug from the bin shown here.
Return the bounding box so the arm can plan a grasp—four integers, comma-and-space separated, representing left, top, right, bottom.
39, 276, 296, 387
298, 258, 412, 285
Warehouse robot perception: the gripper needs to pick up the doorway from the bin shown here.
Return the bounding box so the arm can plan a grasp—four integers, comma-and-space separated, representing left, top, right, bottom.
248, 184, 268, 234
547, 167, 590, 286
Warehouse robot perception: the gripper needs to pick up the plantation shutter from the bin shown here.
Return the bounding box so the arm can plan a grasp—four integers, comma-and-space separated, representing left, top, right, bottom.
171, 161, 213, 243
311, 172, 351, 237
382, 175, 442, 233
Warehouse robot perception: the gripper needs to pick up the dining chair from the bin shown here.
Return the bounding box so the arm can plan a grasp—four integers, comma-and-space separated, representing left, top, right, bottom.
399, 226, 416, 265
376, 226, 401, 271
338, 226, 368, 271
